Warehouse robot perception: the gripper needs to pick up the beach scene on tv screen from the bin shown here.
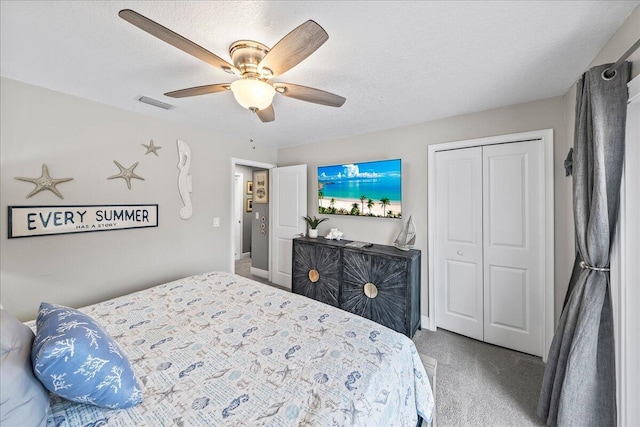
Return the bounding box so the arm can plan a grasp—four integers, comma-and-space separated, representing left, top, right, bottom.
318, 159, 401, 218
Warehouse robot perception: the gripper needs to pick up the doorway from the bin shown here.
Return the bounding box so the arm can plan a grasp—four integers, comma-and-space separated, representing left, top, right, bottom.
234, 172, 244, 261
230, 158, 276, 283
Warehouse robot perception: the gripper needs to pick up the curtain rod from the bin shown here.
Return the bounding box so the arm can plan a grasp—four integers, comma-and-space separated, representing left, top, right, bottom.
603, 38, 640, 80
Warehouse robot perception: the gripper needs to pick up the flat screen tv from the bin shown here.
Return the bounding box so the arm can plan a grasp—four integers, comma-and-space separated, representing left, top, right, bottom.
318, 159, 401, 218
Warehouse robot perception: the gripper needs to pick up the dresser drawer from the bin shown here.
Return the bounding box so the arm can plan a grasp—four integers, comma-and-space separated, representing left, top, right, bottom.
341, 249, 408, 334
292, 240, 341, 307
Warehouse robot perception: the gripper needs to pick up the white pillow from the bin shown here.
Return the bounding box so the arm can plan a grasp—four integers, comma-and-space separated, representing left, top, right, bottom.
0, 309, 50, 427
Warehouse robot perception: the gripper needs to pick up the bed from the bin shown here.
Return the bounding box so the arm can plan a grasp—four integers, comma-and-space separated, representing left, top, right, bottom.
18, 271, 434, 426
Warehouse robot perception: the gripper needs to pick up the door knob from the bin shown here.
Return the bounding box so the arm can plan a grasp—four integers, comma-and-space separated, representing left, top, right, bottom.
457, 250, 463, 255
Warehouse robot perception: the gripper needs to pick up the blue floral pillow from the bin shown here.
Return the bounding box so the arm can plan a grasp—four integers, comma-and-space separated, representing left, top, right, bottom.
31, 302, 143, 409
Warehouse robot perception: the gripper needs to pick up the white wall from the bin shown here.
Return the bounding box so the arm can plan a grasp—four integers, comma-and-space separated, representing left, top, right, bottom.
0, 77, 277, 321
277, 96, 570, 322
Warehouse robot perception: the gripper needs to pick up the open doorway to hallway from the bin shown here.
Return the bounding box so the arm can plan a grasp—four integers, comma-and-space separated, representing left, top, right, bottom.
230, 158, 275, 283
234, 258, 269, 285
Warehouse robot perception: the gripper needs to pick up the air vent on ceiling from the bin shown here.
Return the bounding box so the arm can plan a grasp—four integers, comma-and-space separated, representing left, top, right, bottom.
137, 96, 174, 110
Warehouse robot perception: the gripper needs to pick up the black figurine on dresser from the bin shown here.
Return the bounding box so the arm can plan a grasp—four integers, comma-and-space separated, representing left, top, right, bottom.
292, 237, 421, 338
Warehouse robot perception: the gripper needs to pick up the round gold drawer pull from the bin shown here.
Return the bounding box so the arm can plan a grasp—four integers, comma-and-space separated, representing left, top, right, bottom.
364, 282, 378, 298
308, 269, 320, 283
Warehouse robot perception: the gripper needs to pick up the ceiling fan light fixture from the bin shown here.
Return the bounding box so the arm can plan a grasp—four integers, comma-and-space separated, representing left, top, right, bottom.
230, 79, 276, 110
119, 10, 345, 122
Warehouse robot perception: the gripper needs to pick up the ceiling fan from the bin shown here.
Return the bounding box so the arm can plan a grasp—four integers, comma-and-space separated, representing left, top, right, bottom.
119, 9, 346, 123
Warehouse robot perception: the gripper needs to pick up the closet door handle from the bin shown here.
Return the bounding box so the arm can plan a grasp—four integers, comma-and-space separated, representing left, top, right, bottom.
457, 250, 463, 256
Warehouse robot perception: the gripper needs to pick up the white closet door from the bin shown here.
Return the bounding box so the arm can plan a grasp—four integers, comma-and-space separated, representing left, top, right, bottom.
435, 147, 484, 340
482, 140, 544, 356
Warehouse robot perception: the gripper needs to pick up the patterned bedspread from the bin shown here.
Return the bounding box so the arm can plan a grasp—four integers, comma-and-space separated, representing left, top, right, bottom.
36, 272, 434, 426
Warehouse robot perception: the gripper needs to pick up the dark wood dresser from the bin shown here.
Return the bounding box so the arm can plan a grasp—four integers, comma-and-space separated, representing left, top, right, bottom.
292, 237, 421, 337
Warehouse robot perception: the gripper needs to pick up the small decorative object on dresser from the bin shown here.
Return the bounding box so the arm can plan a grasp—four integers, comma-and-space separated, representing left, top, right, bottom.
325, 228, 343, 240
302, 215, 328, 238
292, 237, 421, 337
393, 215, 416, 251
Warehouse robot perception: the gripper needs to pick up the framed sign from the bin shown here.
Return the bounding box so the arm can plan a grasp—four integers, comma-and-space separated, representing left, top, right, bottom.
8, 204, 158, 238
245, 199, 252, 212
246, 181, 253, 194
253, 170, 268, 203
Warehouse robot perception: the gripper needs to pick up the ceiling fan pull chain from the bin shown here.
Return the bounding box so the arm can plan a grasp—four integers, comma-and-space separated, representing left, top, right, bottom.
248, 108, 257, 149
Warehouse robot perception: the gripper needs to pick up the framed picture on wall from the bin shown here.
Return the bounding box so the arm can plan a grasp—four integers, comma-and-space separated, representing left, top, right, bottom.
246, 181, 253, 195
245, 199, 252, 212
253, 170, 268, 204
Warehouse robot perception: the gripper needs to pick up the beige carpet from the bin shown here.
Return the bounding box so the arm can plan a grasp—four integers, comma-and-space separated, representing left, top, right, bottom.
412, 328, 545, 426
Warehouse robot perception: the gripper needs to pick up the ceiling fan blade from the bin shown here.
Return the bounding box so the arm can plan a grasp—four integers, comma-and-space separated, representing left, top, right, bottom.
164, 84, 230, 98
275, 83, 345, 107
118, 9, 239, 75
256, 105, 275, 122
258, 20, 328, 77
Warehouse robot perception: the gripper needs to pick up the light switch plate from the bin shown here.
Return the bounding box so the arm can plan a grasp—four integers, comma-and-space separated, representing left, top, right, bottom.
213, 217, 220, 227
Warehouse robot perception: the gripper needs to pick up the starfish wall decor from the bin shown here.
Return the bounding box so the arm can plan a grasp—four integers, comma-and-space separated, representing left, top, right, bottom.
107, 160, 145, 189
142, 139, 161, 156
15, 164, 73, 199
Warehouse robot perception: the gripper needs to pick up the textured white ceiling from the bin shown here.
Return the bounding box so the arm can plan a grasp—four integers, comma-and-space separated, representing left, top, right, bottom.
1, 1, 638, 148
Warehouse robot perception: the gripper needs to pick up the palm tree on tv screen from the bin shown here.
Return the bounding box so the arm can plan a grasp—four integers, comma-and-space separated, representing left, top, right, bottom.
360, 195, 367, 216
367, 199, 374, 215
329, 198, 336, 214
380, 197, 390, 217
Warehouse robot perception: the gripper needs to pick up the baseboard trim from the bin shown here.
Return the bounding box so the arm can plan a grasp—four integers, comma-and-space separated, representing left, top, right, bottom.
421, 315, 435, 331
250, 267, 268, 279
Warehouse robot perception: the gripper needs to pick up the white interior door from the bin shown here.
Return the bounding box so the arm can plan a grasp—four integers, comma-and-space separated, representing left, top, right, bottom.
270, 164, 307, 289
234, 173, 243, 261
482, 140, 544, 356
435, 147, 484, 340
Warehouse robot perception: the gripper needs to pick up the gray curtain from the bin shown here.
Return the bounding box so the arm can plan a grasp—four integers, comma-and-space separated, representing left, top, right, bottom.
538, 62, 630, 426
